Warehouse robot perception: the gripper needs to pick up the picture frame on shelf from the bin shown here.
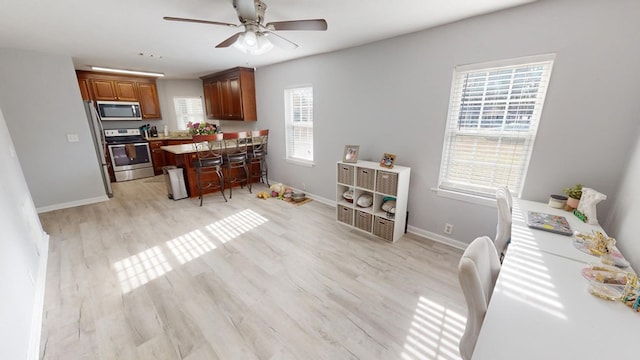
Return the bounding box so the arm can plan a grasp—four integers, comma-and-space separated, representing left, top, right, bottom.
380, 153, 396, 168
343, 145, 360, 163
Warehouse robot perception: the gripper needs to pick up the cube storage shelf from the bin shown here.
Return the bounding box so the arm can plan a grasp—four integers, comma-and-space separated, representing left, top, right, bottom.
336, 160, 410, 242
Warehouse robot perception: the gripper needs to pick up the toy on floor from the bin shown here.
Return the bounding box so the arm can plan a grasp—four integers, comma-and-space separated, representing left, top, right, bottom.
256, 191, 270, 199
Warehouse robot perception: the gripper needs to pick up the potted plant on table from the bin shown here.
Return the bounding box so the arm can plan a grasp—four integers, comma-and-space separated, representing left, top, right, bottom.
563, 183, 583, 210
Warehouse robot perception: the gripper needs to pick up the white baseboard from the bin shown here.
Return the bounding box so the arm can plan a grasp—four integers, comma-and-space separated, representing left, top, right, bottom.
28, 231, 49, 360
37, 195, 109, 213
407, 225, 468, 250
306, 191, 467, 250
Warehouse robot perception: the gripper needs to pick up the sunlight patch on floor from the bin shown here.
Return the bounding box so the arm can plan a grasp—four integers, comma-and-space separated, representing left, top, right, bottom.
205, 208, 268, 243
113, 246, 172, 294
166, 229, 217, 264
401, 297, 465, 360
113, 209, 268, 293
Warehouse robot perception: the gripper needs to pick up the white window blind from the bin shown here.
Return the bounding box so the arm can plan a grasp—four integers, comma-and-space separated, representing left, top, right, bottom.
438, 54, 555, 198
285, 87, 314, 162
173, 97, 205, 130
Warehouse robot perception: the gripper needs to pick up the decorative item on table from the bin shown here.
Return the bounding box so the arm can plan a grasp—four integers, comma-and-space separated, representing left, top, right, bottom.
576, 187, 607, 225
356, 194, 373, 208
574, 232, 630, 268
381, 197, 396, 218
343, 145, 359, 163
562, 183, 583, 210
342, 189, 354, 203
187, 121, 218, 135
582, 263, 636, 301
621, 276, 640, 312
379, 153, 396, 169
548, 194, 567, 209
526, 211, 573, 236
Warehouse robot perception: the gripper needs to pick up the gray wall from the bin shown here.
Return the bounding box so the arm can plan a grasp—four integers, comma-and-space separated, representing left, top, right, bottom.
608, 129, 640, 270
0, 106, 48, 359
255, 0, 640, 256
0, 48, 107, 211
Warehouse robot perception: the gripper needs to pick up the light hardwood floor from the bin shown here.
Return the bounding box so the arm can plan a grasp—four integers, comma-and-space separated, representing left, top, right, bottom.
39, 176, 466, 360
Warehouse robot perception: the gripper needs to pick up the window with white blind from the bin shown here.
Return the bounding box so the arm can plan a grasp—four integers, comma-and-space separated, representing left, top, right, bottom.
173, 97, 205, 130
438, 54, 555, 200
284, 87, 314, 163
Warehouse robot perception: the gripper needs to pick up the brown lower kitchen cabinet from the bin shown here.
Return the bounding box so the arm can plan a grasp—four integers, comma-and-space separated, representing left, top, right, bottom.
148, 140, 165, 175
162, 143, 262, 198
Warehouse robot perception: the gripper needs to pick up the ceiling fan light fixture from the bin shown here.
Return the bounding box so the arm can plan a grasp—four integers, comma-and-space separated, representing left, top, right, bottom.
233, 31, 274, 55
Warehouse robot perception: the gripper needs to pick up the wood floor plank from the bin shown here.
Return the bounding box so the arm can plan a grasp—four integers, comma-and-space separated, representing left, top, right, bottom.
39, 176, 466, 359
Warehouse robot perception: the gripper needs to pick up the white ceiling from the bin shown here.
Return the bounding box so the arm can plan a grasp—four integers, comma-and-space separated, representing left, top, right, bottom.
0, 0, 536, 79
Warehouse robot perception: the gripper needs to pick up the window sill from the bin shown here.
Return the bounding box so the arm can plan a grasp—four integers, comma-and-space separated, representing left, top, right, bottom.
433, 187, 497, 208
285, 158, 315, 167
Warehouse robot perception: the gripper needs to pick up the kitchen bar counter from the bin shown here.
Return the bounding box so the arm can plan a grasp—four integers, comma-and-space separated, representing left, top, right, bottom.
160, 132, 264, 198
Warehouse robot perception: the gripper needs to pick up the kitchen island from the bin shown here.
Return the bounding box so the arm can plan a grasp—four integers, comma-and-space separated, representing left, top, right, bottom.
161, 134, 263, 198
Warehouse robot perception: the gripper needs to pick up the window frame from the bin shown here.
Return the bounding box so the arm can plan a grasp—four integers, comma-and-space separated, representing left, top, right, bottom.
284, 86, 315, 166
173, 96, 205, 131
437, 54, 556, 205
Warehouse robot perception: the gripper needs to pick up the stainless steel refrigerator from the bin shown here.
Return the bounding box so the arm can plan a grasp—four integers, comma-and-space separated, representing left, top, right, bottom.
84, 100, 113, 197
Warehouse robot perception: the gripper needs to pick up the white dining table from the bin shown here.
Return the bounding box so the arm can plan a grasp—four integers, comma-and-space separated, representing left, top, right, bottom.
472, 198, 637, 359
511, 199, 617, 264
471, 243, 637, 359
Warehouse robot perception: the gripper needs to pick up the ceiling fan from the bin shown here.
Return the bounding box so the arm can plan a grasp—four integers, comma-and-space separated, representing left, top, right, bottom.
164, 0, 328, 54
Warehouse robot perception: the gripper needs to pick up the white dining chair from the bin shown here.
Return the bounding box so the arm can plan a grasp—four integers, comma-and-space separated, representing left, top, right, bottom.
458, 236, 501, 360
495, 187, 512, 261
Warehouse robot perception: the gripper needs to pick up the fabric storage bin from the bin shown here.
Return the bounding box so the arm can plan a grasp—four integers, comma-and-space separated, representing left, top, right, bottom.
337, 163, 354, 185
373, 216, 395, 241
337, 205, 354, 225
356, 167, 375, 190
376, 171, 398, 196
354, 210, 373, 232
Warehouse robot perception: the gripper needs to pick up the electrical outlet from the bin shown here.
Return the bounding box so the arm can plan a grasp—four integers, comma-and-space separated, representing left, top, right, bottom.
444, 223, 453, 234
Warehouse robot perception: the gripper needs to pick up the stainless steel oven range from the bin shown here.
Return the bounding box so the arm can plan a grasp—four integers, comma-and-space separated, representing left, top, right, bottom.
104, 128, 155, 182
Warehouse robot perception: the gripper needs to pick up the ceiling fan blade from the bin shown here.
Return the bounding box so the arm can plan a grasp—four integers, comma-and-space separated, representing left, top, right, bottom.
264, 32, 298, 50
266, 19, 327, 31
215, 32, 243, 48
163, 16, 238, 28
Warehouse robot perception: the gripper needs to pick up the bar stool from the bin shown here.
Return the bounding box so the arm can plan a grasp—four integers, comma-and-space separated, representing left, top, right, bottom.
192, 134, 226, 206
223, 131, 252, 199
248, 129, 269, 187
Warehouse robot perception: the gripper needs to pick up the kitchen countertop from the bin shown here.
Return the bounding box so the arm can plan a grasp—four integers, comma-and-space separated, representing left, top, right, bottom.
161, 137, 263, 155
145, 134, 193, 141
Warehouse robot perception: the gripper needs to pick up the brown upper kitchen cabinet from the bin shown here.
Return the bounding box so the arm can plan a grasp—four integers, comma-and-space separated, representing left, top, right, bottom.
201, 67, 257, 121
76, 70, 162, 119
77, 78, 90, 101
137, 82, 162, 119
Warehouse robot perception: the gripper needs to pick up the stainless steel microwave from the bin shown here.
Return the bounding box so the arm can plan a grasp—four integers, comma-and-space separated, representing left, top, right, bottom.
96, 101, 142, 121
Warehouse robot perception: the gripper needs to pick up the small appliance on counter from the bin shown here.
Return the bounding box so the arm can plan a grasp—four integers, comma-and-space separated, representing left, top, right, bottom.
149, 126, 158, 137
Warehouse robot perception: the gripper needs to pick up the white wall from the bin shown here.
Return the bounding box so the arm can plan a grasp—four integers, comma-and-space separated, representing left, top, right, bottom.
0, 106, 48, 359
607, 128, 640, 270
255, 0, 640, 248
0, 48, 107, 211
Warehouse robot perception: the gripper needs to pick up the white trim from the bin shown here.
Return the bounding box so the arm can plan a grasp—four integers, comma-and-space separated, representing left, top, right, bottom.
27, 231, 49, 360
406, 225, 468, 250
285, 158, 315, 167
455, 53, 556, 72
37, 195, 109, 213
433, 187, 497, 208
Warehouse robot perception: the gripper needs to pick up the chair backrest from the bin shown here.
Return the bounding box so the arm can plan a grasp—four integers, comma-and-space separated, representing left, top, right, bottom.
458, 236, 501, 360
495, 188, 512, 257
223, 131, 249, 163
499, 186, 513, 213
192, 134, 224, 167
250, 129, 269, 156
